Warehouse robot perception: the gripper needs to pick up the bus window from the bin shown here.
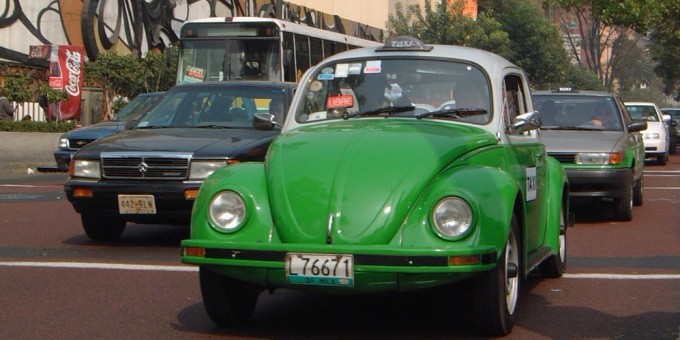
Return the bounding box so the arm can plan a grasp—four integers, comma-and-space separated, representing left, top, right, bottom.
282, 32, 296, 82
294, 33, 311, 81
310, 37, 323, 65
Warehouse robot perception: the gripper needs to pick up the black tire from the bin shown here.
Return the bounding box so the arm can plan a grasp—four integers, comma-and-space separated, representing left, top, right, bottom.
473, 215, 521, 337
613, 177, 633, 221
633, 173, 643, 207
540, 202, 567, 278
199, 267, 261, 326
81, 213, 126, 242
657, 152, 668, 165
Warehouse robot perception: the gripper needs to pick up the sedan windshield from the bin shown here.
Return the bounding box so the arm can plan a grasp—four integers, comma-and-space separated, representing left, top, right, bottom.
136, 86, 286, 129
295, 59, 491, 125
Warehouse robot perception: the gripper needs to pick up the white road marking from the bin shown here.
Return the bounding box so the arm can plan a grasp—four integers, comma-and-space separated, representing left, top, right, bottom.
1, 261, 679, 280
0, 261, 198, 272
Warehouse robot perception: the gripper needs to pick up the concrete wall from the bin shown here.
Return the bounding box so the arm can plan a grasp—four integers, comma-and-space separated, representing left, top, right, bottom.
0, 132, 61, 175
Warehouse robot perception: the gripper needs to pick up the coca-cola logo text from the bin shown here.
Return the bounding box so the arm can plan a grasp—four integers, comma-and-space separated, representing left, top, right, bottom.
64, 50, 82, 96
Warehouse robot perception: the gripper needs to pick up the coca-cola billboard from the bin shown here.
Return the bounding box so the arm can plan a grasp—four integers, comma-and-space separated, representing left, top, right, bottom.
49, 45, 85, 121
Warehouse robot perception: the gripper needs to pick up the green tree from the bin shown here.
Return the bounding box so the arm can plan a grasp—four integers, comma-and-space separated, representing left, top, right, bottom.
479, 0, 573, 88
4, 76, 31, 104
647, 1, 680, 100
85, 50, 177, 120
387, 0, 511, 57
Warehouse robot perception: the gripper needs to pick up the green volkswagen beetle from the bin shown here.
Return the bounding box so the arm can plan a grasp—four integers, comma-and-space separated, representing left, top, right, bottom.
181, 37, 570, 336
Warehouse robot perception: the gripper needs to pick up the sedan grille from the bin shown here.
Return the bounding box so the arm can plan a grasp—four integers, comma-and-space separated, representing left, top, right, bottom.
548, 152, 577, 163
101, 155, 190, 179
69, 138, 96, 149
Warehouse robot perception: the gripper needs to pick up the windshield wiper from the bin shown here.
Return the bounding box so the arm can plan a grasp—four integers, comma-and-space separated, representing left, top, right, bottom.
416, 108, 486, 119
343, 105, 416, 120
540, 126, 604, 131
194, 124, 240, 129
136, 125, 172, 129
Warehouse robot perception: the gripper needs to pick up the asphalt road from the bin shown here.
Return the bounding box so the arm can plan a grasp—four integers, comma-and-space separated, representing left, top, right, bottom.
0, 156, 678, 339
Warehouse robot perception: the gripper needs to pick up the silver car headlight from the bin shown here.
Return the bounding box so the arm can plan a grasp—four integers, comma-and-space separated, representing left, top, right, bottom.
643, 132, 660, 140
209, 191, 246, 232
575, 152, 623, 165
58, 137, 69, 149
189, 160, 228, 180
71, 159, 101, 178
432, 196, 473, 239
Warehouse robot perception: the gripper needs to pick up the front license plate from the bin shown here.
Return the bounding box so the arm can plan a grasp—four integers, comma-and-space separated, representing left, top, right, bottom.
118, 195, 156, 214
286, 253, 354, 287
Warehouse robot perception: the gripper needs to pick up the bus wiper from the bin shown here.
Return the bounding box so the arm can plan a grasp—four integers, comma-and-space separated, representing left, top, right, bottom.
343, 105, 416, 120
416, 108, 486, 119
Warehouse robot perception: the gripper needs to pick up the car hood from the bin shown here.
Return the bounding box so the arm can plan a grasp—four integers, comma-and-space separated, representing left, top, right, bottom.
540, 130, 629, 153
64, 121, 126, 139
75, 127, 279, 160
266, 120, 497, 245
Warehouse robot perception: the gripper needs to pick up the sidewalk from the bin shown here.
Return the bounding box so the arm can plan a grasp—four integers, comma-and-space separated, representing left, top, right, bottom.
0, 132, 62, 176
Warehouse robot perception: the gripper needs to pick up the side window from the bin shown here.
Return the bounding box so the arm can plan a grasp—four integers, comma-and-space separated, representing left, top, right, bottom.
503, 75, 530, 134
282, 32, 296, 82
310, 37, 323, 65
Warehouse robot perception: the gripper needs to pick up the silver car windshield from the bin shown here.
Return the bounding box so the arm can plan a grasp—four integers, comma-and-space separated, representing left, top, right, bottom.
534, 95, 623, 131
295, 59, 491, 125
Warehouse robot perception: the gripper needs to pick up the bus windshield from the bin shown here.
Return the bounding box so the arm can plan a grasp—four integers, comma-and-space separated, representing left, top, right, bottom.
178, 38, 280, 83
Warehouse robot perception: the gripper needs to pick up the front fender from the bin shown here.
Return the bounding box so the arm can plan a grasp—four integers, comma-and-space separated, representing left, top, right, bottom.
399, 165, 521, 255
190, 163, 275, 243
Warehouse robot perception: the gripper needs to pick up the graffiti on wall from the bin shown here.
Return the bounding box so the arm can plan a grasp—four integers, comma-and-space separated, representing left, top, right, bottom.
0, 0, 384, 65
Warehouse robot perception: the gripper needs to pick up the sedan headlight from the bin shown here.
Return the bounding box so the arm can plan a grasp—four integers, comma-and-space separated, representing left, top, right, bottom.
643, 132, 660, 140
71, 159, 101, 178
58, 137, 69, 149
575, 152, 622, 165
432, 196, 473, 239
209, 191, 246, 232
189, 160, 228, 180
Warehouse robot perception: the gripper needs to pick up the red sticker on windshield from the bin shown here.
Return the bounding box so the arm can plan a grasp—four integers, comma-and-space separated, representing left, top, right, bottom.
327, 95, 354, 109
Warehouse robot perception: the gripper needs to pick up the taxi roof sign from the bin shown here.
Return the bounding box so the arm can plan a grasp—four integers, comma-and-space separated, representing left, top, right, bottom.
377, 36, 433, 52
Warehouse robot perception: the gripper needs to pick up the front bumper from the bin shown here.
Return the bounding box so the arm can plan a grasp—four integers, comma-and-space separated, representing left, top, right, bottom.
564, 167, 631, 199
53, 149, 76, 171
65, 178, 199, 225
181, 241, 499, 293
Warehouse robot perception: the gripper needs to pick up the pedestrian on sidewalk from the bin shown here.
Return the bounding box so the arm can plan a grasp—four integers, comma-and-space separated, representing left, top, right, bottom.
0, 88, 15, 121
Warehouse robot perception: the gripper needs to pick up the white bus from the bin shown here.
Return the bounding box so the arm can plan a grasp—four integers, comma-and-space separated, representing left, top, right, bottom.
176, 17, 382, 84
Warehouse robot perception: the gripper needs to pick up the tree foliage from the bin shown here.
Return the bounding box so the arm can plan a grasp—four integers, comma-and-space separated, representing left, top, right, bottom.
387, 0, 511, 57
85, 49, 177, 120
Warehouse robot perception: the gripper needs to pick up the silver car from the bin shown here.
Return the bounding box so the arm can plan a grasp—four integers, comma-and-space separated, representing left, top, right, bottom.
533, 89, 647, 221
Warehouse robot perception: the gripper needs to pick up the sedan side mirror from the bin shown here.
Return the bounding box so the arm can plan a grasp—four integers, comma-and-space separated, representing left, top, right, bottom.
628, 121, 648, 132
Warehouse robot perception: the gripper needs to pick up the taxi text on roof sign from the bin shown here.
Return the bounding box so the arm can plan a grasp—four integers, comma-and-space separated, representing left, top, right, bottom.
377, 36, 433, 52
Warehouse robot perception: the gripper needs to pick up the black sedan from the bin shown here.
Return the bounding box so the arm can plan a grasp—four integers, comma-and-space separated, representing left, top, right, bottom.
64, 81, 296, 241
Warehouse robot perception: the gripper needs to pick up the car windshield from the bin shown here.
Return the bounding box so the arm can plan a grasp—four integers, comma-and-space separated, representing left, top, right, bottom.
112, 93, 163, 122
626, 105, 660, 122
533, 95, 623, 131
295, 58, 491, 125
136, 86, 286, 129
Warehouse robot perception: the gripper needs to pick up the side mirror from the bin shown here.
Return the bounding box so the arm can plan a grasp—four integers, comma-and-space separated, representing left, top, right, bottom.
253, 112, 277, 131
662, 114, 672, 123
508, 111, 540, 134
628, 121, 648, 132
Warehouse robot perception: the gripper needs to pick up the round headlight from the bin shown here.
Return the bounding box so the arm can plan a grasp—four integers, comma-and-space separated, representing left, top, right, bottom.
209, 191, 246, 232
432, 197, 473, 239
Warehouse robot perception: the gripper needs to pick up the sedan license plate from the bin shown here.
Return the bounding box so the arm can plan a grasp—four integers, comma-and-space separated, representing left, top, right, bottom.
286, 253, 354, 287
118, 195, 156, 214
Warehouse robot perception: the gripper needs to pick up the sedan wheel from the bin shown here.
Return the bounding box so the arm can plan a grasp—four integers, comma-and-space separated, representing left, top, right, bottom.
81, 213, 126, 242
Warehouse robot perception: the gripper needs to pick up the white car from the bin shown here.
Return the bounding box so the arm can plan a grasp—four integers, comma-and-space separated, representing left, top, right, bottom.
624, 102, 670, 165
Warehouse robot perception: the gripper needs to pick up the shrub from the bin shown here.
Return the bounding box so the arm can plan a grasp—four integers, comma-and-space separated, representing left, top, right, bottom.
0, 120, 77, 132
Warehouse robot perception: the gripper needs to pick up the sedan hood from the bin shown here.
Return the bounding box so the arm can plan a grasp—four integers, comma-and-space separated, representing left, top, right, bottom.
540, 130, 628, 153
65, 121, 126, 139
76, 127, 279, 160
266, 120, 497, 245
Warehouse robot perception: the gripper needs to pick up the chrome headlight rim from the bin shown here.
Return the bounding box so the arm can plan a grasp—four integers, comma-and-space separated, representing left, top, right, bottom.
58, 137, 69, 149
71, 159, 101, 179
431, 196, 474, 240
209, 190, 247, 233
